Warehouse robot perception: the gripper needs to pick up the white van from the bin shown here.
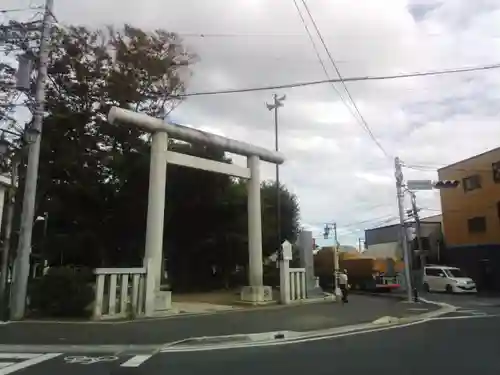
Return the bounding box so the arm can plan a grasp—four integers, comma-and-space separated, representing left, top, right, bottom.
423, 265, 477, 294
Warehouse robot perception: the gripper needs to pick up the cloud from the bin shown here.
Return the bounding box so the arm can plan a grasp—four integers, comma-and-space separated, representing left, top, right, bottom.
5, 0, 500, 246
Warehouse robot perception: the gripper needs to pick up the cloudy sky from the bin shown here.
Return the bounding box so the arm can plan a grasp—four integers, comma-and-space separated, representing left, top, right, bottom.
4, 0, 500, 247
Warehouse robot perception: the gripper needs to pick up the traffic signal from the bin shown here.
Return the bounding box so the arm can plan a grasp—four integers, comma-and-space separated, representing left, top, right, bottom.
433, 180, 460, 189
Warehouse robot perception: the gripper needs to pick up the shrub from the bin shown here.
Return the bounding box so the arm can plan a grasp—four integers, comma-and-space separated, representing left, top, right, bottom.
263, 264, 280, 287
29, 266, 94, 318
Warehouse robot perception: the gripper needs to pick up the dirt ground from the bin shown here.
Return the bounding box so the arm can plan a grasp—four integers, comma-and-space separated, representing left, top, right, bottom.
172, 289, 281, 306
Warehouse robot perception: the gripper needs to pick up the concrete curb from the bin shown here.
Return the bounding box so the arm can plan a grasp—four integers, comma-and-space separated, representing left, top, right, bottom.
158, 297, 457, 352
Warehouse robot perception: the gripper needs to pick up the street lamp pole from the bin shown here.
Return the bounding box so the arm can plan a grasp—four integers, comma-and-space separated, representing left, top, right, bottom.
10, 0, 54, 320
266, 94, 286, 258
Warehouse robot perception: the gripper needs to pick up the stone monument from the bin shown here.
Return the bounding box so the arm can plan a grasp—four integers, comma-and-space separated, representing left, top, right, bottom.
297, 230, 323, 297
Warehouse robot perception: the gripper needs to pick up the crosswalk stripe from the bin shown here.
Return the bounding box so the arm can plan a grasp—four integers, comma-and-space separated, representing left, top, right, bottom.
120, 355, 152, 367
0, 353, 62, 375
0, 354, 39, 359
0, 364, 14, 369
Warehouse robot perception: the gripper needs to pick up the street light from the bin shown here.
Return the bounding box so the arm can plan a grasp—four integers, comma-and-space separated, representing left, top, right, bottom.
266, 94, 286, 259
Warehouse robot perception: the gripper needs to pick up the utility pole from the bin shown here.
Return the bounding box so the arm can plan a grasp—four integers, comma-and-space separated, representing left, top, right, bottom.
10, 0, 53, 320
394, 156, 414, 303
266, 94, 286, 259
0, 158, 18, 320
409, 192, 425, 268
409, 191, 425, 291
333, 223, 342, 299
324, 222, 341, 299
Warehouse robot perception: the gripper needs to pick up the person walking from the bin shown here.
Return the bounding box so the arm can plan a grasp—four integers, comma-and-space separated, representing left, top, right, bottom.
339, 269, 349, 303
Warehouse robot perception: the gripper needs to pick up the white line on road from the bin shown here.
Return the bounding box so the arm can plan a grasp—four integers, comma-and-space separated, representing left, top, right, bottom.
0, 353, 62, 375
428, 314, 500, 321
0, 354, 39, 359
120, 355, 153, 367
0, 364, 14, 369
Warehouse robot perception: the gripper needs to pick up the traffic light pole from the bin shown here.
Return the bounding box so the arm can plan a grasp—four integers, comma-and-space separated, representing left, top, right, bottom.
394, 157, 414, 303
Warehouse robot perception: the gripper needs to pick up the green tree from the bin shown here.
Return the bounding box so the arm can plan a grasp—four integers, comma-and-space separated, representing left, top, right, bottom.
30, 24, 195, 266
2, 21, 301, 294
261, 181, 300, 257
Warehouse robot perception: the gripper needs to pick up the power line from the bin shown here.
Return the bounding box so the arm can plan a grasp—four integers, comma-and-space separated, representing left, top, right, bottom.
292, 0, 385, 158
298, 0, 390, 159
404, 164, 496, 174
0, 7, 42, 14
174, 62, 500, 98
291, 0, 344, 100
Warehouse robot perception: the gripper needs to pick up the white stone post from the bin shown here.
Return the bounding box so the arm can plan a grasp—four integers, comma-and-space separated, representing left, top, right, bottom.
144, 259, 156, 317
279, 240, 293, 304
279, 259, 290, 304
144, 131, 168, 291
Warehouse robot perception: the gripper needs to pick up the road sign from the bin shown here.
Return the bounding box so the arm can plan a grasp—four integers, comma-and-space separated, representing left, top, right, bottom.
407, 180, 434, 191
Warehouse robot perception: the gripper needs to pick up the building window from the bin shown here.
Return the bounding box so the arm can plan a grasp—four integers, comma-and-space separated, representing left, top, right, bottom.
467, 216, 486, 233
493, 161, 500, 183
462, 174, 482, 192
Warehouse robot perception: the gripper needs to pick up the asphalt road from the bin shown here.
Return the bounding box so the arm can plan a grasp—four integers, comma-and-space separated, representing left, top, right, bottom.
0, 295, 434, 345
1, 295, 499, 374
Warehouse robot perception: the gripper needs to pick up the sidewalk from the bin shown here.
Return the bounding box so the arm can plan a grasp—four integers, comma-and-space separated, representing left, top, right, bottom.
0, 295, 438, 346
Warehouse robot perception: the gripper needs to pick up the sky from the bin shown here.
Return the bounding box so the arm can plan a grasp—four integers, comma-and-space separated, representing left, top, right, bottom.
3, 0, 500, 247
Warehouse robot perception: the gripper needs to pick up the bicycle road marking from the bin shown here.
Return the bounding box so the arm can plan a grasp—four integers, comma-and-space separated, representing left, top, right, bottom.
63, 355, 118, 365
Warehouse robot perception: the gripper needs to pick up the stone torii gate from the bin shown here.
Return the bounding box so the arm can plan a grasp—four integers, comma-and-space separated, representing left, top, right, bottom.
108, 107, 285, 307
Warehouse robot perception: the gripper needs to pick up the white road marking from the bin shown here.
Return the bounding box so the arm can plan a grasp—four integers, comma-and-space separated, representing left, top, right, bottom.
0, 364, 14, 369
120, 355, 153, 367
456, 309, 485, 315
0, 353, 62, 375
0, 354, 39, 359
429, 314, 500, 321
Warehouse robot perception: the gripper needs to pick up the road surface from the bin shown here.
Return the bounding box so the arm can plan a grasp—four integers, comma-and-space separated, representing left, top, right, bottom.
0, 294, 498, 374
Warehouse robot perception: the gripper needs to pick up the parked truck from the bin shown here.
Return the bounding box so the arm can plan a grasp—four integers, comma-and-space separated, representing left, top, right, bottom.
341, 257, 402, 292
314, 247, 403, 292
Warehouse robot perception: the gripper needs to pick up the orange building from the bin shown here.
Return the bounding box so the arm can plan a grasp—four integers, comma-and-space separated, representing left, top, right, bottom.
438, 147, 500, 246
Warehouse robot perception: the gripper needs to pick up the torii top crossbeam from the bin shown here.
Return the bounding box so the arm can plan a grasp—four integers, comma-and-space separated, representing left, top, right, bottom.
108, 107, 285, 165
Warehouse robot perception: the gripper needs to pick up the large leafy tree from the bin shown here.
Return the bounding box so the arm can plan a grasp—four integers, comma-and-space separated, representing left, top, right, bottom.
2, 21, 301, 292
32, 24, 194, 266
